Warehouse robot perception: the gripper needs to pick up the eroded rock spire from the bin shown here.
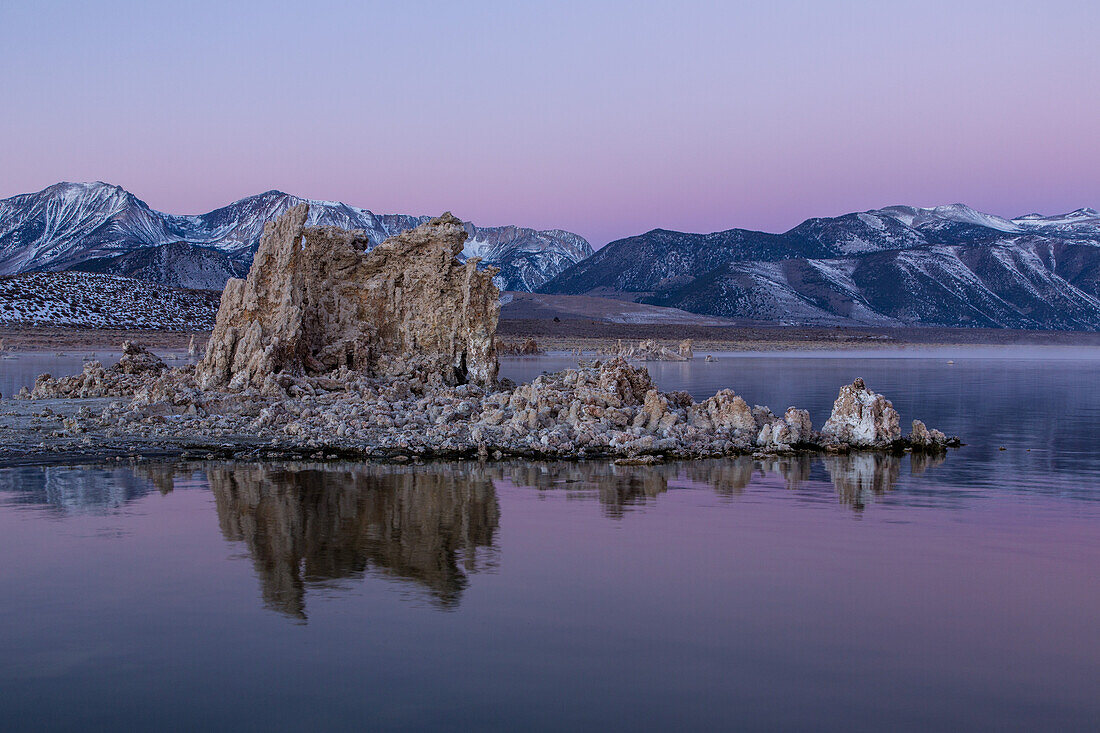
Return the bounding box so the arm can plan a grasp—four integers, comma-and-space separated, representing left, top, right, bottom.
197, 205, 500, 392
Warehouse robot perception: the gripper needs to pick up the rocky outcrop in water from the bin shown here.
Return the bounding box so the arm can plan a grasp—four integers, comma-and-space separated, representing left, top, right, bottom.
604, 338, 694, 362
820, 377, 903, 448
497, 338, 543, 355
909, 419, 948, 450
196, 205, 500, 393
22, 340, 166, 399
17, 351, 958, 461
756, 407, 815, 450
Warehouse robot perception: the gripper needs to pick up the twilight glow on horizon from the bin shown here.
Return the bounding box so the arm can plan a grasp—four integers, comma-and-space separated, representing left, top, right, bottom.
1, 0, 1097, 246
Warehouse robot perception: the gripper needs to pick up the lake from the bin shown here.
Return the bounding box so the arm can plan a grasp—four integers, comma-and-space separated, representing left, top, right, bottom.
0, 349, 1098, 731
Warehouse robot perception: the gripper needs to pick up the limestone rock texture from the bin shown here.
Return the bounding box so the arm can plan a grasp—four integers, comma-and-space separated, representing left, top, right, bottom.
756, 406, 814, 450
820, 377, 902, 448
909, 419, 948, 450
115, 340, 168, 375
197, 205, 500, 392
607, 338, 692, 362
697, 389, 756, 435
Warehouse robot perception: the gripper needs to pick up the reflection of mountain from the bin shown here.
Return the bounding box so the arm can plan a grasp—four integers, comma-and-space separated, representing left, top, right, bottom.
0, 464, 165, 514
207, 464, 500, 618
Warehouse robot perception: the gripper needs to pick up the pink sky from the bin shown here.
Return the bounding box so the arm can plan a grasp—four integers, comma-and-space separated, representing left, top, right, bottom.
1, 0, 1097, 245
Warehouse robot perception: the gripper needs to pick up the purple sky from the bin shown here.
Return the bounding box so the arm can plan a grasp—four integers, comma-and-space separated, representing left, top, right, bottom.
1, 0, 1097, 246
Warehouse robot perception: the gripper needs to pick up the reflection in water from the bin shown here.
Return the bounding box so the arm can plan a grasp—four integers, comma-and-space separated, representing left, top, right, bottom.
0, 453, 931, 521
196, 455, 928, 614
0, 453, 941, 614
751, 456, 811, 491
823, 453, 902, 511
910, 451, 946, 475
492, 453, 912, 515
494, 463, 673, 518
207, 464, 501, 617
0, 465, 161, 513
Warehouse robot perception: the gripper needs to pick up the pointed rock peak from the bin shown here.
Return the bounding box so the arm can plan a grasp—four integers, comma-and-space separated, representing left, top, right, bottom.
47, 180, 127, 196
430, 211, 464, 227
821, 377, 902, 448
37, 180, 143, 211
384, 212, 469, 259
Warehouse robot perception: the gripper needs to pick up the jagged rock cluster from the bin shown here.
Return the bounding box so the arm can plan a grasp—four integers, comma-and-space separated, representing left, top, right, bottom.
20, 351, 956, 461
196, 205, 500, 393
20, 341, 167, 399
604, 338, 694, 361
820, 377, 900, 447
472, 361, 938, 455
496, 338, 543, 355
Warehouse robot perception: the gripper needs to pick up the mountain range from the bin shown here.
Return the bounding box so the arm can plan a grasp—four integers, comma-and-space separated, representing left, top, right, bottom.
0, 182, 593, 291
539, 204, 1100, 330
3, 182, 1100, 330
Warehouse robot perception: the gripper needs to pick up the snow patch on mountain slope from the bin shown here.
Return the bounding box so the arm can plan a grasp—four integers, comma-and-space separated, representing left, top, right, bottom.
0, 271, 218, 330
856, 212, 888, 232
461, 238, 493, 260
876, 204, 1021, 233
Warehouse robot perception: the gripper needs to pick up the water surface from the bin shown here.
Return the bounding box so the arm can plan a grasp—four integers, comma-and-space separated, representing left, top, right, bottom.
0, 350, 1097, 731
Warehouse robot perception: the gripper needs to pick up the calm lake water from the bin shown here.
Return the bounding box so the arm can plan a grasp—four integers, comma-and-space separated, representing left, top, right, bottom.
1, 349, 1098, 731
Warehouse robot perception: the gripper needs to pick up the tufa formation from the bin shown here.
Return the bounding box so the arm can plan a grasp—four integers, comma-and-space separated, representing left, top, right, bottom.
197, 205, 500, 393
820, 377, 902, 448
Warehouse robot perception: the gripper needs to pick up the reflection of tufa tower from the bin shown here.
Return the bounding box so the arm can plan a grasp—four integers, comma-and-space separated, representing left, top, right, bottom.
208, 463, 500, 619
823, 453, 901, 511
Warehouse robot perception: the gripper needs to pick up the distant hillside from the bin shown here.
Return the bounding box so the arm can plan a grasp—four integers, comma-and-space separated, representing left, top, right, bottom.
540, 205, 1100, 330
70, 242, 248, 290
0, 271, 219, 330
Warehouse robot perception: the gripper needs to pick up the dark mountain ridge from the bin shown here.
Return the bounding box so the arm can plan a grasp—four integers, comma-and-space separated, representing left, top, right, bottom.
540, 204, 1100, 330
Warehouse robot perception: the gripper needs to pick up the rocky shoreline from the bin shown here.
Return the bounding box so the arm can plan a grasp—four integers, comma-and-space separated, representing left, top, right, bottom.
4, 342, 957, 467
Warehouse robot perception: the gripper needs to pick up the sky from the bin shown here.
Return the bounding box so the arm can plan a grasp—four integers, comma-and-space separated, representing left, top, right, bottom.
1, 0, 1097, 247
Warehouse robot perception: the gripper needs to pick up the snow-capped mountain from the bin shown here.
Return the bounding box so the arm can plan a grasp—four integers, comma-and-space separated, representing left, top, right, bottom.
0, 182, 176, 274
540, 204, 1100, 330
0, 182, 594, 291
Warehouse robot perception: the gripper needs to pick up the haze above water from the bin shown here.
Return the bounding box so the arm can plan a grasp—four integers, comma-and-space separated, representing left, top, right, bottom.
1, 350, 1098, 731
